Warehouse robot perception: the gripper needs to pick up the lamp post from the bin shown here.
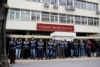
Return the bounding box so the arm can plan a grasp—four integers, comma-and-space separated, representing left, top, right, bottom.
0, 0, 9, 67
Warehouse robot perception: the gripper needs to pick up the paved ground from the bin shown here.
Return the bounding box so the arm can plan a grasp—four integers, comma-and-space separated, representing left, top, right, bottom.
10, 57, 100, 67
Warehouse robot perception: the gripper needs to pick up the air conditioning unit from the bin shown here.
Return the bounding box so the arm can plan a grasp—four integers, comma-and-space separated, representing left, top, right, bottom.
26, 0, 32, 1
96, 11, 100, 15
65, 5, 75, 11
53, 4, 58, 9
77, 0, 85, 1
65, 5, 70, 10
44, 3, 49, 8
70, 6, 75, 11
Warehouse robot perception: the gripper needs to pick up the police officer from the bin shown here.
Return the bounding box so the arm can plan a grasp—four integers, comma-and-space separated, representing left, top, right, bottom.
9, 38, 16, 64
64, 39, 69, 57
16, 38, 22, 59
95, 41, 99, 57
37, 39, 44, 60
53, 39, 58, 59
59, 40, 65, 58
87, 40, 93, 57
98, 41, 100, 56
69, 41, 74, 58
79, 40, 85, 57
30, 37, 37, 59
46, 39, 54, 59
73, 40, 79, 57
22, 38, 30, 59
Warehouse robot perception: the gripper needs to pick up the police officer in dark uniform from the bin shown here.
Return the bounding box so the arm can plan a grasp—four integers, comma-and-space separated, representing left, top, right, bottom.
16, 38, 22, 59
59, 40, 65, 58
46, 39, 54, 59
53, 39, 58, 59
64, 39, 69, 57
69, 41, 74, 58
9, 38, 16, 64
73, 40, 79, 57
79, 40, 85, 57
37, 39, 44, 60
95, 41, 99, 57
30, 37, 37, 59
22, 38, 30, 59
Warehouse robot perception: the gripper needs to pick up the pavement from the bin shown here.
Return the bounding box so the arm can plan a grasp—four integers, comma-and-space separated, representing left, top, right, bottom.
10, 57, 100, 67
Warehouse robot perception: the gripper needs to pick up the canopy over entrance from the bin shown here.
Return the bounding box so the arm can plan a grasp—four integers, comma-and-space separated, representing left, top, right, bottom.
50, 32, 76, 41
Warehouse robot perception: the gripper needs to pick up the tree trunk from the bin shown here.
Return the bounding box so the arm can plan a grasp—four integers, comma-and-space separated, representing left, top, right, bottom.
0, 0, 9, 67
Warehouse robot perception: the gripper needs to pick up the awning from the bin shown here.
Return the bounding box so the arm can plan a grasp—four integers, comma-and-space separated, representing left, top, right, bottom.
74, 36, 100, 39
50, 32, 76, 37
50, 32, 76, 41
6, 34, 52, 39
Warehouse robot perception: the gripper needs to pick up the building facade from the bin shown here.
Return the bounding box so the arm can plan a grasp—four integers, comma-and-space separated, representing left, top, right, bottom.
6, 0, 100, 40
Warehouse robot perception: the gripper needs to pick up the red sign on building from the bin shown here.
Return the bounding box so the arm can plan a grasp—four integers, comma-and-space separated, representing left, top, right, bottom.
37, 23, 74, 32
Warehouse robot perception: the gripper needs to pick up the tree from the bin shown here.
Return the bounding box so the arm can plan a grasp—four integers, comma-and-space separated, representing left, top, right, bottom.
0, 0, 9, 67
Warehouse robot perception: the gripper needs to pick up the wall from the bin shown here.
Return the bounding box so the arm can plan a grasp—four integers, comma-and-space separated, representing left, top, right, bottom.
6, 20, 100, 33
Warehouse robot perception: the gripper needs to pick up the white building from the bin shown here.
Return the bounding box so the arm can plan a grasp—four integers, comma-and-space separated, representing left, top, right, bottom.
6, 0, 100, 40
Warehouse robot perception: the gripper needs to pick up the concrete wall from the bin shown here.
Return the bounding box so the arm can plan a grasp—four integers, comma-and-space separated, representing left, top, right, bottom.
6, 20, 100, 33
6, 20, 37, 30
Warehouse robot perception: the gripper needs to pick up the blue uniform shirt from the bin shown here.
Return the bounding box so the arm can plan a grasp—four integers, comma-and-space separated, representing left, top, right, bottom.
23, 41, 29, 49
9, 40, 16, 50
16, 41, 22, 49
30, 40, 36, 49
37, 41, 44, 50
48, 41, 54, 49
59, 41, 65, 49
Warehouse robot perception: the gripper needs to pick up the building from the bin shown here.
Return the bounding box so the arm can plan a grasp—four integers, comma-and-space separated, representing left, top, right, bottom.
6, 0, 100, 40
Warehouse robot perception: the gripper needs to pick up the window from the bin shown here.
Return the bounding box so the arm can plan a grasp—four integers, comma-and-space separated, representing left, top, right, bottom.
74, 1, 98, 11
50, 13, 58, 22
7, 10, 10, 19
80, 1, 86, 9
93, 4, 98, 11
88, 17, 94, 25
59, 14, 66, 23
86, 2, 94, 11
15, 9, 20, 20
74, 1, 81, 8
8, 8, 20, 20
59, 0, 66, 6
32, 0, 41, 2
51, 0, 58, 4
66, 0, 73, 6
75, 16, 80, 24
94, 18, 99, 26
31, 11, 40, 21
8, 8, 99, 27
42, 0, 50, 3
42, 12, 49, 22
9, 11, 15, 20
67, 15, 73, 24
21, 10, 30, 21
80, 16, 87, 25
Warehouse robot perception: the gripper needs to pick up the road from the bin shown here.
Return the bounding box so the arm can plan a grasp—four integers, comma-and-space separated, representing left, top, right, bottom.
10, 58, 100, 67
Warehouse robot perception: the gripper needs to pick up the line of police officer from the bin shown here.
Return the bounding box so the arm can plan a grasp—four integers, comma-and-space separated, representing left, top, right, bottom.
8, 37, 100, 64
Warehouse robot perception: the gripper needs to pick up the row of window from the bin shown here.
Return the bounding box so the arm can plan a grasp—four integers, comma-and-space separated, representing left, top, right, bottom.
31, 0, 98, 11
7, 8, 99, 26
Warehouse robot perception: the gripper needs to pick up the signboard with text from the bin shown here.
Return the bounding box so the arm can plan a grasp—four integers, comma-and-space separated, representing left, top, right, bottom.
37, 23, 74, 32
